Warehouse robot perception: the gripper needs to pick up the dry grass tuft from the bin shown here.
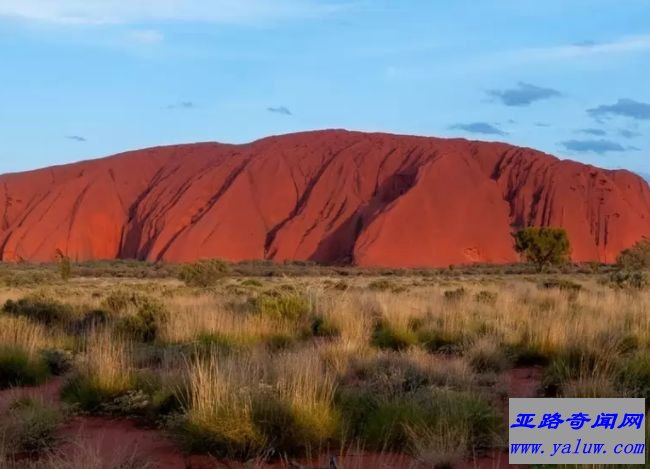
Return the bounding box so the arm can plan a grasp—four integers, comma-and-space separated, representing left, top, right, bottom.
1, 268, 649, 465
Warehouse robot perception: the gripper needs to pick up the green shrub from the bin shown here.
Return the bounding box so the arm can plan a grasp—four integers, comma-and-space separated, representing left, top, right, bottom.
116, 298, 169, 343
562, 345, 606, 371
174, 355, 266, 458
526, 295, 558, 313
264, 333, 300, 351
465, 339, 510, 374
102, 290, 152, 314
541, 359, 570, 398
176, 413, 265, 458
74, 308, 115, 332
1, 397, 63, 454
416, 329, 464, 354
609, 271, 648, 289
196, 331, 293, 355
539, 278, 582, 292
618, 352, 650, 399
251, 291, 310, 322
505, 343, 551, 367
61, 333, 138, 412
310, 316, 341, 338
0, 347, 49, 389
367, 279, 406, 293
197, 333, 251, 355
337, 388, 500, 453
360, 397, 423, 450
178, 259, 230, 287
371, 322, 418, 351
443, 288, 466, 302
63, 370, 173, 422
240, 279, 263, 287
367, 279, 396, 291
347, 353, 467, 397
540, 347, 605, 397
474, 291, 497, 305
0, 271, 56, 287
252, 393, 340, 455
61, 373, 116, 411
61, 372, 140, 412
561, 376, 621, 399
336, 387, 381, 440
3, 296, 75, 326
150, 385, 185, 417
41, 348, 74, 375
617, 238, 650, 271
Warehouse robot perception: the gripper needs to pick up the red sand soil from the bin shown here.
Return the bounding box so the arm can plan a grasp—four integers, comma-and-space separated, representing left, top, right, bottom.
0, 376, 64, 414
459, 367, 544, 469
0, 378, 411, 468
506, 367, 543, 399
0, 378, 185, 467
1, 130, 648, 266
0, 367, 544, 468
0, 378, 408, 468
55, 416, 187, 468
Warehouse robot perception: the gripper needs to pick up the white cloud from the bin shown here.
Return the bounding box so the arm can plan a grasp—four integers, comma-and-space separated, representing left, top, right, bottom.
0, 0, 349, 25
125, 29, 164, 44
504, 35, 650, 63
432, 34, 650, 77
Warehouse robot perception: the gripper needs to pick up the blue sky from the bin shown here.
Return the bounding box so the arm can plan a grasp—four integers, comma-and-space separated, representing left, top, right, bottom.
0, 0, 648, 176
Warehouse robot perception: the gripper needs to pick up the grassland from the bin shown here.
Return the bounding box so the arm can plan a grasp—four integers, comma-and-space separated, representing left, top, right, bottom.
0, 261, 648, 468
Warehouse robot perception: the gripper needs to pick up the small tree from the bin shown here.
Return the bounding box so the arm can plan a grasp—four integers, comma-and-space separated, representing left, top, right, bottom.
513, 227, 571, 272
617, 238, 650, 271
55, 249, 71, 282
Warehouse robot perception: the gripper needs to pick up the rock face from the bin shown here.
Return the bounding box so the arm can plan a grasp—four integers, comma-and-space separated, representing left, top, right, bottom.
1, 130, 649, 267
